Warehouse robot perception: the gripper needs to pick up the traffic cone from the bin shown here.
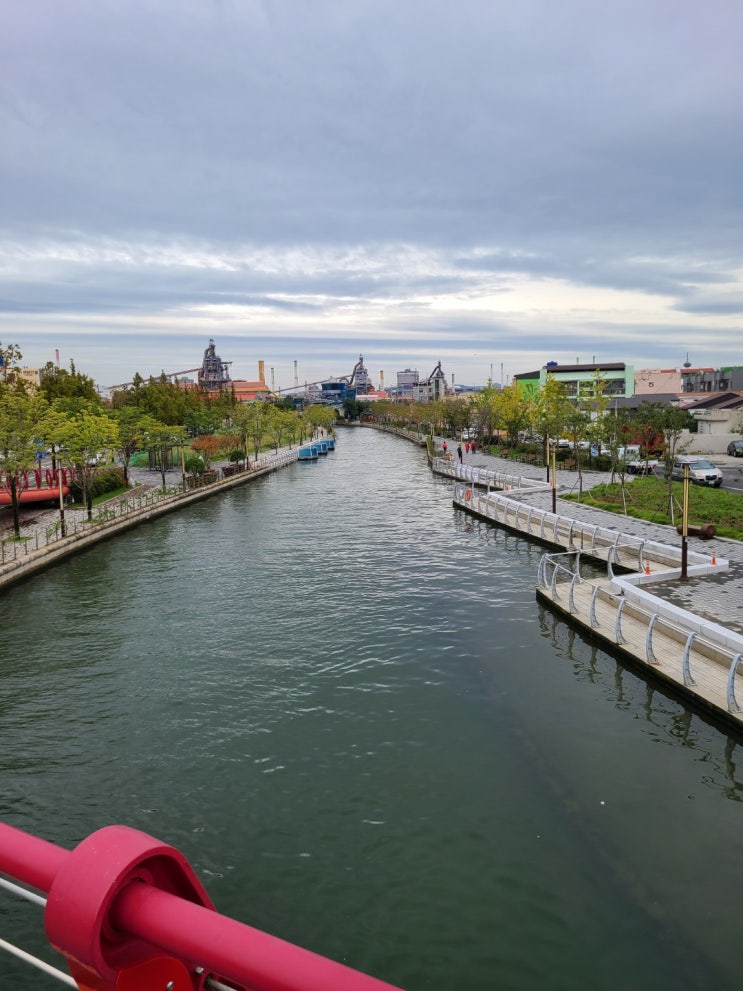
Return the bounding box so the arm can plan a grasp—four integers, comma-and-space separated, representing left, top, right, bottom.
644, 562, 651, 575
711, 554, 717, 566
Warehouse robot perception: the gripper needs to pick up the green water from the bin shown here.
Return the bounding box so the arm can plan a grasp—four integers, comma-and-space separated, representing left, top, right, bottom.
1, 428, 742, 989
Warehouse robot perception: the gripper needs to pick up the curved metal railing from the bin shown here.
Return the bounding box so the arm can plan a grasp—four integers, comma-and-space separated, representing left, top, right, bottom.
537, 550, 743, 715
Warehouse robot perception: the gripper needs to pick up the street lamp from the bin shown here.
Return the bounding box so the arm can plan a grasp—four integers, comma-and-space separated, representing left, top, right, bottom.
680, 463, 690, 581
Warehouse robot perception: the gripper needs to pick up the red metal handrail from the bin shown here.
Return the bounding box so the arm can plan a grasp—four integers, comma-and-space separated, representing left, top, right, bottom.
0, 822, 404, 991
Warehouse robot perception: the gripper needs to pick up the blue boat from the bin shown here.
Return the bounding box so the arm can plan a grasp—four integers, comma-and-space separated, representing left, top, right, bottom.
298, 446, 318, 461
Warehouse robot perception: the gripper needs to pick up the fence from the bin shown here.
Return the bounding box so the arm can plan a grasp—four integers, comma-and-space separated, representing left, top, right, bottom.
538, 550, 743, 718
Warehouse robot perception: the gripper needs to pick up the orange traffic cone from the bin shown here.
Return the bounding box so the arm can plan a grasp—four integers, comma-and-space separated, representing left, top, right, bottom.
711, 554, 717, 566
644, 562, 651, 575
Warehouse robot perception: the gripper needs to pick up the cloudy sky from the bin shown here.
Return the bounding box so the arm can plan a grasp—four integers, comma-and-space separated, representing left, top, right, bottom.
2, 0, 742, 391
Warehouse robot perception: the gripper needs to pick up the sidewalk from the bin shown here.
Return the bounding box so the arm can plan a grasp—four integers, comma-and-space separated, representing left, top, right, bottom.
463, 447, 743, 636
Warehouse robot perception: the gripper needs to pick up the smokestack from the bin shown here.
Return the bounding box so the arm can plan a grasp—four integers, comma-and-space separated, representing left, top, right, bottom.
294, 360, 298, 388
55, 349, 60, 366
379, 370, 384, 391
271, 367, 275, 391
258, 360, 265, 384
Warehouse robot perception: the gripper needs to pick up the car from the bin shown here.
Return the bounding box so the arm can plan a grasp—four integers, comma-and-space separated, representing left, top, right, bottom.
616, 445, 641, 462
670, 457, 723, 487
626, 457, 660, 475
727, 439, 743, 457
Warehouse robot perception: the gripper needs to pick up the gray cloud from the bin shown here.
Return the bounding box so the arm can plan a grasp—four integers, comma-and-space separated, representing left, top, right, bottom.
2, 0, 743, 385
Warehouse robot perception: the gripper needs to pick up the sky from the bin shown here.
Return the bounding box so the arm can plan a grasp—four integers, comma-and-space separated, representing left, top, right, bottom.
2, 0, 742, 392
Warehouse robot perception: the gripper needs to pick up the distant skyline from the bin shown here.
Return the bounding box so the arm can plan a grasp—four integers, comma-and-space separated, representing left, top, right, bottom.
2, 1, 742, 390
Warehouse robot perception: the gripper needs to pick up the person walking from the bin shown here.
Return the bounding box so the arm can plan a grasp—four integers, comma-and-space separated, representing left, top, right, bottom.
442, 441, 447, 456
457, 444, 463, 463
465, 442, 471, 455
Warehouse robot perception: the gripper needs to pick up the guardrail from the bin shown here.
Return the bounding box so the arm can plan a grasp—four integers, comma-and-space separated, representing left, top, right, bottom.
538, 550, 743, 716
0, 822, 402, 991
435, 459, 550, 492
452, 481, 720, 578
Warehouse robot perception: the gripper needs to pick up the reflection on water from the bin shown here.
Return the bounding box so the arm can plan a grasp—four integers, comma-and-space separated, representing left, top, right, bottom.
538, 602, 743, 802
1, 428, 743, 991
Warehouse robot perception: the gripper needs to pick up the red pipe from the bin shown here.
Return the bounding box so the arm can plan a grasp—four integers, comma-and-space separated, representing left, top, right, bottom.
112, 882, 396, 991
0, 822, 67, 892
0, 822, 403, 991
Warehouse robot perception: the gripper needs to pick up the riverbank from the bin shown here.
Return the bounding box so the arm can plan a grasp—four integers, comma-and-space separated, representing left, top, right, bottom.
0, 449, 298, 591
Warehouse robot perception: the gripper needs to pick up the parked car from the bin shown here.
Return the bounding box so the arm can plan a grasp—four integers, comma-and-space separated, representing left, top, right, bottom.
726, 439, 743, 457
670, 457, 723, 487
626, 457, 660, 476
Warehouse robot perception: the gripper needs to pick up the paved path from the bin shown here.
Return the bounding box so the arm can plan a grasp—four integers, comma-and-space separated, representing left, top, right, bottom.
460, 448, 743, 635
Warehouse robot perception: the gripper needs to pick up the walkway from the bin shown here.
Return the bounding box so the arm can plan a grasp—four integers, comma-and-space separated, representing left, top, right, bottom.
462, 448, 743, 636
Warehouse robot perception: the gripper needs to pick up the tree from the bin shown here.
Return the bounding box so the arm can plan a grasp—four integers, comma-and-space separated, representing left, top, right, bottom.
0, 392, 50, 537
44, 405, 120, 520
531, 376, 571, 475
111, 407, 158, 486
0, 342, 24, 388
494, 384, 531, 446
38, 361, 100, 406
190, 434, 225, 469
265, 406, 300, 451
470, 384, 500, 447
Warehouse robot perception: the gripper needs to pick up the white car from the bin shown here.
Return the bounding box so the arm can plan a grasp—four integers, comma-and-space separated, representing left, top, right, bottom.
671, 457, 723, 487
625, 457, 659, 475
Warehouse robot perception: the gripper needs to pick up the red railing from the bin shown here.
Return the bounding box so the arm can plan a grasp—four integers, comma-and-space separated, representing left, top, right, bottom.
0, 822, 404, 991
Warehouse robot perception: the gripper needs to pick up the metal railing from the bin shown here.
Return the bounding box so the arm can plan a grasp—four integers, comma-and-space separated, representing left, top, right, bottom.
453, 481, 662, 574
538, 550, 743, 715
0, 821, 402, 991
435, 458, 550, 493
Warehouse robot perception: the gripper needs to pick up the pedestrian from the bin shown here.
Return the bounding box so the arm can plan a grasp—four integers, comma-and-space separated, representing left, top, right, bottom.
465, 442, 470, 454
457, 445, 463, 463
471, 440, 476, 454
442, 441, 447, 455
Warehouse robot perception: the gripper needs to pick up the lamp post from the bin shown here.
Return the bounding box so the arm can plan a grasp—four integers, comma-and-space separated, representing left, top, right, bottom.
551, 441, 557, 514
680, 463, 690, 581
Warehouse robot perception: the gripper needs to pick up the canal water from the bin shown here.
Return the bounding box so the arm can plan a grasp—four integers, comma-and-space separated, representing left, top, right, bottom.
1, 427, 743, 990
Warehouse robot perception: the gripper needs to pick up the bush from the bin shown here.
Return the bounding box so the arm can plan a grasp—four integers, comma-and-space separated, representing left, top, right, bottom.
185, 456, 205, 476
69, 468, 126, 502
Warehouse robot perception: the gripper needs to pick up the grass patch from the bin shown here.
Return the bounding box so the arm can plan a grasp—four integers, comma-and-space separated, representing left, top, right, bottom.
564, 476, 743, 541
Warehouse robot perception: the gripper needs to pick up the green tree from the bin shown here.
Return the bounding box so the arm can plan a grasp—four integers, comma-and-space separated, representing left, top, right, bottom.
38, 361, 100, 406
0, 342, 24, 389
0, 392, 50, 537
531, 376, 571, 474
111, 407, 158, 486
45, 405, 120, 520
495, 384, 531, 446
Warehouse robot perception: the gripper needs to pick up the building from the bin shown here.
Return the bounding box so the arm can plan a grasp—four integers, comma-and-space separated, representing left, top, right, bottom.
680, 365, 743, 395
410, 361, 453, 403
634, 368, 682, 395
538, 361, 634, 399
231, 380, 272, 403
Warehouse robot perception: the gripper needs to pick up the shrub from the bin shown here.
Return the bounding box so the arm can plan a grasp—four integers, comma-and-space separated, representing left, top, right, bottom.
69, 468, 126, 503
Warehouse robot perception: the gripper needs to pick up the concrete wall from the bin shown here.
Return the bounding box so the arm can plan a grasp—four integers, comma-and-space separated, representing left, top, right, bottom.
680, 429, 741, 454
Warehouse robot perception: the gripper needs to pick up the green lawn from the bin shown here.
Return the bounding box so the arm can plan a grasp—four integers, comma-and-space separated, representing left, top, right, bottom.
565, 476, 743, 541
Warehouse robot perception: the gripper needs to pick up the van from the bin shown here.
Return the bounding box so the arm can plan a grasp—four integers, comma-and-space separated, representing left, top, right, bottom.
671, 457, 723, 487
